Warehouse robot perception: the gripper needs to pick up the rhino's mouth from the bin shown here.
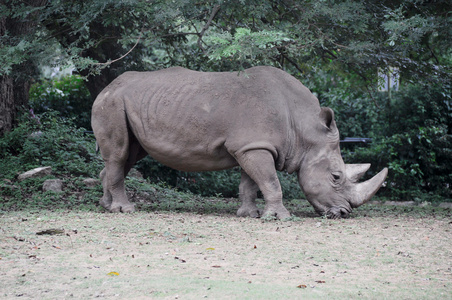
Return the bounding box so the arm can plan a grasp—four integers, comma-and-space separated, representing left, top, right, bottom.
326, 206, 352, 219
313, 204, 352, 219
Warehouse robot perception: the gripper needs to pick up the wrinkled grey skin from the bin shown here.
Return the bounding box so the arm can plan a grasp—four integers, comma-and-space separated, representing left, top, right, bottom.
92, 66, 388, 219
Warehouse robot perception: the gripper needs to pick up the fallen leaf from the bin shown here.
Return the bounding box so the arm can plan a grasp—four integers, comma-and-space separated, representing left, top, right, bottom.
206, 247, 215, 251
107, 272, 119, 276
315, 280, 326, 283
211, 265, 221, 268
297, 284, 307, 289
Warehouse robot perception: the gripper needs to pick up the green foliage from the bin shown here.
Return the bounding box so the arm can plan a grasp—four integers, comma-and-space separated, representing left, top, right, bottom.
0, 111, 102, 180
207, 27, 292, 67
29, 75, 92, 129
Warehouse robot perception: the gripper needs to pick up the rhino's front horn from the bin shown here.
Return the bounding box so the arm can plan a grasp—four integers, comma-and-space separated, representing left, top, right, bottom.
346, 164, 371, 182
350, 168, 388, 208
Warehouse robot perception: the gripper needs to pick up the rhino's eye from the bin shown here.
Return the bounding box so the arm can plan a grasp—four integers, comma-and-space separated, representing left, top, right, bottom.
332, 172, 342, 182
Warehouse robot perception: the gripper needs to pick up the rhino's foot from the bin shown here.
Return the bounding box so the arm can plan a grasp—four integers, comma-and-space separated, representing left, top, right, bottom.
109, 202, 135, 213
99, 197, 112, 210
237, 205, 261, 218
261, 206, 291, 220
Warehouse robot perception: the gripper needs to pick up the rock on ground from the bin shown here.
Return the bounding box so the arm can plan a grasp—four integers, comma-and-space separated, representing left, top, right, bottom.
438, 202, 452, 209
128, 168, 143, 179
83, 178, 100, 188
42, 179, 63, 192
18, 167, 52, 181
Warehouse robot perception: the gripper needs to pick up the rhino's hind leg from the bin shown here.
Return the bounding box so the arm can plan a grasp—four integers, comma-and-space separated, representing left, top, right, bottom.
99, 136, 147, 212
237, 170, 261, 218
236, 150, 290, 219
104, 160, 135, 213
93, 99, 138, 213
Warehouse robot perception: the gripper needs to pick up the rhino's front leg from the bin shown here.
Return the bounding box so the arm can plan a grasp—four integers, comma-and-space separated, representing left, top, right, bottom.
236, 149, 291, 219
237, 170, 260, 218
99, 168, 112, 210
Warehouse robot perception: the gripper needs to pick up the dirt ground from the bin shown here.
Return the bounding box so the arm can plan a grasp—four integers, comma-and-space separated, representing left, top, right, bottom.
1, 206, 451, 299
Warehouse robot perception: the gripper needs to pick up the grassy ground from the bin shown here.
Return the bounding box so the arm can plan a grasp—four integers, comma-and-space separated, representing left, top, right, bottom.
1, 200, 451, 299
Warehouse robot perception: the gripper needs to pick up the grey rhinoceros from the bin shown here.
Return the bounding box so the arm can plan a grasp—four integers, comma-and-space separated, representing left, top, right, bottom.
92, 66, 387, 219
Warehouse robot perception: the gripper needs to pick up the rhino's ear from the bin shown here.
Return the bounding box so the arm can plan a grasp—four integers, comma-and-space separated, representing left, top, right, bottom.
319, 107, 337, 132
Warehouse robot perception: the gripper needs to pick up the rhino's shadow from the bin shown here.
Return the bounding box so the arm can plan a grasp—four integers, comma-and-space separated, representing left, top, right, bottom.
129, 191, 322, 218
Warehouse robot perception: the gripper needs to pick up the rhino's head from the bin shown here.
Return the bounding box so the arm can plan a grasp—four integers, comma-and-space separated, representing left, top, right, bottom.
298, 107, 388, 219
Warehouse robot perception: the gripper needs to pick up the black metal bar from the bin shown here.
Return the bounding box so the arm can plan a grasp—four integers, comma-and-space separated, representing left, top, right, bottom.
340, 137, 372, 144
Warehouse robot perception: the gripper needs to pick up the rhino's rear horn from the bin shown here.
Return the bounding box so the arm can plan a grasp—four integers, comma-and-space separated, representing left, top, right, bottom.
350, 168, 388, 208
345, 164, 371, 182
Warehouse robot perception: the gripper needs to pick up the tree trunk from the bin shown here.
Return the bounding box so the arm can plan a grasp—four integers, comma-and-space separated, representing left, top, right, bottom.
0, 76, 14, 135
0, 0, 47, 136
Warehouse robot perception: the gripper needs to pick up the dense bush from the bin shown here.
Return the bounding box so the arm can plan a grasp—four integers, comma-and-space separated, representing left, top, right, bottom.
306, 69, 451, 201
0, 111, 101, 179
342, 85, 452, 201
29, 75, 92, 130
305, 70, 379, 139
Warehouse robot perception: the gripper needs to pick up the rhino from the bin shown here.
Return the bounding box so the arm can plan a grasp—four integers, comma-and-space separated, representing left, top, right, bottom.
91, 66, 388, 219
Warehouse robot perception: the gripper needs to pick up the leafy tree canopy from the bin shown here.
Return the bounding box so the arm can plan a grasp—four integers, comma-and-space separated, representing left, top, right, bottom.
2, 0, 451, 94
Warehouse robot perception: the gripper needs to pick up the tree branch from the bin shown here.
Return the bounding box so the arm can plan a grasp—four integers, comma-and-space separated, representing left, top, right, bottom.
197, 4, 221, 54
93, 29, 143, 66
279, 51, 304, 74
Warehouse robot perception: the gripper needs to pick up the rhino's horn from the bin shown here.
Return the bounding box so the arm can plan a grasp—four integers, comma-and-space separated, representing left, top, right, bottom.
345, 164, 371, 182
350, 168, 388, 208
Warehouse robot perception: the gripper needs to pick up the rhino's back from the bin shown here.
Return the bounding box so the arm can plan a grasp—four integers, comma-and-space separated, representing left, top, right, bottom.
98, 66, 320, 171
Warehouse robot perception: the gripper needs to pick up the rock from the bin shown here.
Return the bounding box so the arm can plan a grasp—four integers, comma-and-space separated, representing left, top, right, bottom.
74, 192, 86, 200
42, 179, 63, 192
29, 131, 43, 139
367, 200, 380, 205
438, 202, 452, 209
83, 178, 99, 188
128, 168, 143, 179
18, 167, 52, 181
383, 201, 416, 207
